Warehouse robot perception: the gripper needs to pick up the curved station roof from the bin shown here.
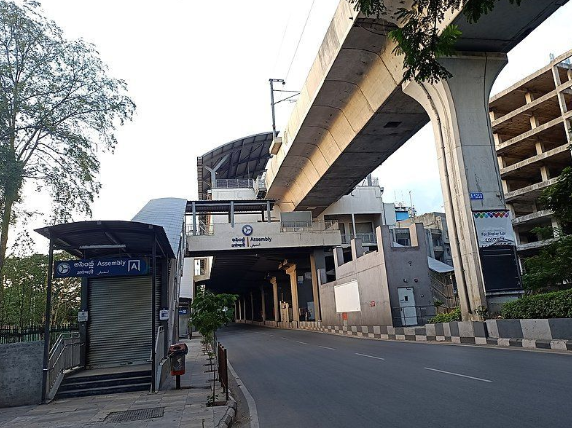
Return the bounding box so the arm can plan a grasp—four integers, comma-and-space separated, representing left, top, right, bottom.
197, 132, 273, 200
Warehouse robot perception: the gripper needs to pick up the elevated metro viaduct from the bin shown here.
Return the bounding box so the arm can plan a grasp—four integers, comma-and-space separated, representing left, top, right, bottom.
264, 0, 569, 320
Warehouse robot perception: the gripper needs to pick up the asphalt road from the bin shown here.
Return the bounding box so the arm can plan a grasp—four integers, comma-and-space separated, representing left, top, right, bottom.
217, 324, 572, 428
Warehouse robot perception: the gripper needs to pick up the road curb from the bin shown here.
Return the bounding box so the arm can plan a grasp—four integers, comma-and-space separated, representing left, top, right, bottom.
216, 397, 237, 428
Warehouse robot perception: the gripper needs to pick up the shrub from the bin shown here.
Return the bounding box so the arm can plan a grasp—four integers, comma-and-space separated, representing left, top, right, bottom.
501, 289, 572, 319
429, 307, 461, 323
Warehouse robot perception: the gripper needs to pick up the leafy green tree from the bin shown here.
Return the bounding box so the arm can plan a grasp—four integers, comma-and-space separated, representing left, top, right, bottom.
0, 1, 135, 298
1, 251, 80, 326
349, 0, 523, 82
190, 290, 237, 344
522, 167, 572, 292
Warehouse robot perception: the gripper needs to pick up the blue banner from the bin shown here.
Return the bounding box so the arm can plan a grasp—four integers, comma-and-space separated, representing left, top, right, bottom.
54, 258, 149, 278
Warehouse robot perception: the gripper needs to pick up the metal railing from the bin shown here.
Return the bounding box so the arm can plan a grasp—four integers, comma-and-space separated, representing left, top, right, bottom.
391, 305, 436, 327
0, 324, 78, 344
280, 220, 339, 232
46, 332, 82, 399
214, 179, 254, 189
217, 343, 229, 401
340, 233, 377, 245
186, 221, 214, 236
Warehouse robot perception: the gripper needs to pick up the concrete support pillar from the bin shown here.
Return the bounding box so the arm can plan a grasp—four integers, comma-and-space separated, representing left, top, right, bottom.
242, 297, 247, 321
285, 264, 299, 322
250, 291, 254, 321
237, 299, 242, 321
309, 254, 321, 322
403, 52, 508, 321
270, 277, 279, 322
260, 286, 266, 322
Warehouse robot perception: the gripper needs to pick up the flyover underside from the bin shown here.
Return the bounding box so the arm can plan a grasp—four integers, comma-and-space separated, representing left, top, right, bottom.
194, 248, 315, 294
266, 0, 568, 214
297, 89, 428, 214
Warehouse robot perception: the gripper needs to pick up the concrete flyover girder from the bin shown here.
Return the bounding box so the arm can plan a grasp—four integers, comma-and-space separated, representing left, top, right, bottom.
266, 0, 568, 215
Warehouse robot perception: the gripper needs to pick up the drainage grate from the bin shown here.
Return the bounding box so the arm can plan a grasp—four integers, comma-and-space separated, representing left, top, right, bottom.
105, 407, 165, 423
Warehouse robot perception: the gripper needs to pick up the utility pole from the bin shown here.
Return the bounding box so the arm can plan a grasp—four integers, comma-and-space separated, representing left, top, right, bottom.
269, 78, 300, 141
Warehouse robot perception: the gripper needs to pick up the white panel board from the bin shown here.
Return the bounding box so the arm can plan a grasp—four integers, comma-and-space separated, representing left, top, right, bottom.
334, 280, 361, 313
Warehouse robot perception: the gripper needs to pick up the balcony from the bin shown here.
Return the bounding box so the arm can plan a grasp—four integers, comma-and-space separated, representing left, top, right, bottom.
340, 232, 377, 245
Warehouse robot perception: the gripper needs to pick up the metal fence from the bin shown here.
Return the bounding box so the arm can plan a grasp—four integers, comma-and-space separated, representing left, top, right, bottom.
217, 343, 229, 401
186, 221, 214, 236
280, 220, 339, 232
340, 232, 377, 245
214, 179, 254, 189
0, 324, 79, 344
46, 332, 82, 399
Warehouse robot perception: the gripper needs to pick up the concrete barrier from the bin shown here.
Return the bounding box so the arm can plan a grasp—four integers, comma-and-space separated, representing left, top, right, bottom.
237, 317, 572, 352
0, 341, 43, 407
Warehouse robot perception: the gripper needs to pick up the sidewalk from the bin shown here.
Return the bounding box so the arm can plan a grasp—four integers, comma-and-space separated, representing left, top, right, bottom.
0, 335, 236, 428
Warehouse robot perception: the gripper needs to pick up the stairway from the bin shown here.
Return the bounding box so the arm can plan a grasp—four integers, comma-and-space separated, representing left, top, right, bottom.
55, 368, 152, 399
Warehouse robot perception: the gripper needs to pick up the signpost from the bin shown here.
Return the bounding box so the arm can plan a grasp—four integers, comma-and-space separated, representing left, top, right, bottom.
54, 258, 149, 278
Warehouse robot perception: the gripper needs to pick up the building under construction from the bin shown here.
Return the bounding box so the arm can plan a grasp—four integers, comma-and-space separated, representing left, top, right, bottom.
490, 49, 572, 259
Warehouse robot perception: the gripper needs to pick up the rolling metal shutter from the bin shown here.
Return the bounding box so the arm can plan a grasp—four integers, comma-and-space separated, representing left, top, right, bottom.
87, 273, 160, 368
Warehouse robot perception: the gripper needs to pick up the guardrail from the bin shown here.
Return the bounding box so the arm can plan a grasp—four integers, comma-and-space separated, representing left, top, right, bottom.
217, 343, 229, 401
46, 332, 82, 400
214, 179, 254, 189
280, 220, 339, 232
186, 221, 214, 236
340, 232, 377, 245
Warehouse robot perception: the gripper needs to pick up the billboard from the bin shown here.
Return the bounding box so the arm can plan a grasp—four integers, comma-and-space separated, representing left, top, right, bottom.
473, 211, 516, 248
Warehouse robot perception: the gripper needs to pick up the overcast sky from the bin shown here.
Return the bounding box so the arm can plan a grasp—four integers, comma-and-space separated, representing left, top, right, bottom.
19, 0, 572, 251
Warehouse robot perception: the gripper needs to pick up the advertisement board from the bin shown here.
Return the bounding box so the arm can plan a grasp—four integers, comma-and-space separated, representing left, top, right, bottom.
473, 211, 516, 248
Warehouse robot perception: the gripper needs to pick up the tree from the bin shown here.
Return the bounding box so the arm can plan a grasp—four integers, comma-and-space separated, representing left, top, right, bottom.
190, 290, 237, 345
522, 167, 572, 292
349, 0, 523, 82
0, 1, 135, 293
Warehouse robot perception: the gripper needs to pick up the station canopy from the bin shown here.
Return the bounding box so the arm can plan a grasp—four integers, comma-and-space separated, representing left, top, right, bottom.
197, 132, 273, 200
35, 220, 174, 259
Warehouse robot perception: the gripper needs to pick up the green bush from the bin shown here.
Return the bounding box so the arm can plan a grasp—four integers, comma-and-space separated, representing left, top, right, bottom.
429, 307, 461, 323
501, 289, 572, 319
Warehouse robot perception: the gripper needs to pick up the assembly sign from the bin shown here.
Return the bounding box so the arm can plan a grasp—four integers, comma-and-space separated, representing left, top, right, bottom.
54, 258, 149, 278
473, 211, 516, 248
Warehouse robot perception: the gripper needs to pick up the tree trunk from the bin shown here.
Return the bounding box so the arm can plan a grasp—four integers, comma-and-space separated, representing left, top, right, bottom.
0, 193, 16, 323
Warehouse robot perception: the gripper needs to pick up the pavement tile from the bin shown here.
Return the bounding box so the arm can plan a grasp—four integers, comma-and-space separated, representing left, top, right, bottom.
0, 335, 234, 428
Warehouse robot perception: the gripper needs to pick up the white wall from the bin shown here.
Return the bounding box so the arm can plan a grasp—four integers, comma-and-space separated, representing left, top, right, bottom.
188, 221, 341, 253
319, 186, 384, 216
180, 258, 194, 299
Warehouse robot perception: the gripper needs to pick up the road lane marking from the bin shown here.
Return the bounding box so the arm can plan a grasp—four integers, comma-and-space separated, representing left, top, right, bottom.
319, 346, 335, 350
355, 352, 384, 360
424, 367, 492, 383
227, 361, 260, 428
296, 341, 308, 345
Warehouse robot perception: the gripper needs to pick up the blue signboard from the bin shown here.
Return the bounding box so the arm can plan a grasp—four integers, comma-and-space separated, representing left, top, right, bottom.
178, 308, 189, 315
54, 258, 149, 278
470, 192, 484, 200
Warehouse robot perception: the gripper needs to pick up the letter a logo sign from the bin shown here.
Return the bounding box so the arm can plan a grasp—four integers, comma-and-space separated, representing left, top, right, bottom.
128, 260, 141, 272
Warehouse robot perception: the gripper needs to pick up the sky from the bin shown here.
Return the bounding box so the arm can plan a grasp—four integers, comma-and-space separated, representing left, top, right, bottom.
16, 0, 572, 252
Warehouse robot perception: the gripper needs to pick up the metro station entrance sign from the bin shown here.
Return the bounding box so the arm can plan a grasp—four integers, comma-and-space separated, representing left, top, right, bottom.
54, 258, 149, 278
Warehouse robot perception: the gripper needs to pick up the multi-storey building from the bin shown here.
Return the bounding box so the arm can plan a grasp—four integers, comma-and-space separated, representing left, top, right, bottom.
490, 49, 572, 257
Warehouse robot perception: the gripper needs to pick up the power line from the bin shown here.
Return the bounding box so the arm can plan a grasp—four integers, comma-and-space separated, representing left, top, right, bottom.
272, 7, 293, 76
285, 0, 316, 82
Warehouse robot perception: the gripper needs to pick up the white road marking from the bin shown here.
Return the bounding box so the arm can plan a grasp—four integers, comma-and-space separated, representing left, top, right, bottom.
424, 367, 492, 383
296, 341, 308, 345
355, 352, 385, 360
319, 346, 335, 350
227, 361, 260, 428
